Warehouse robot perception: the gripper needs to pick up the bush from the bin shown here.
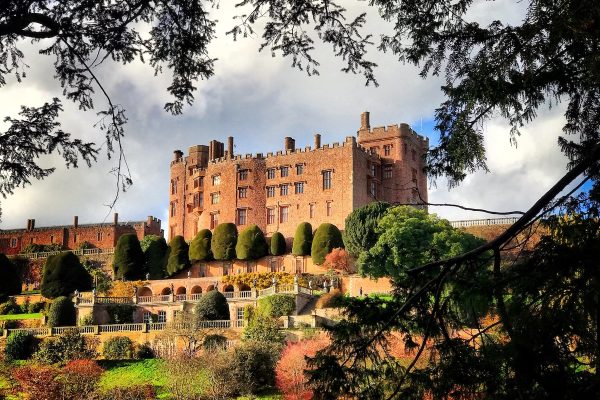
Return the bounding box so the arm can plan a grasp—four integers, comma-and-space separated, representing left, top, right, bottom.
276, 339, 329, 400
60, 359, 103, 400
105, 304, 135, 324
0, 253, 21, 302
323, 248, 352, 273
311, 223, 344, 265
203, 334, 228, 350
5, 331, 37, 361
242, 313, 284, 343
0, 298, 22, 315
236, 225, 269, 260
270, 232, 286, 256
194, 290, 230, 321
41, 252, 92, 299
211, 223, 238, 260
315, 289, 344, 308
143, 236, 168, 279
113, 234, 145, 280
258, 294, 295, 318
166, 235, 190, 276
292, 222, 313, 256
344, 201, 391, 257
102, 336, 134, 359
199, 350, 239, 400
47, 296, 76, 327
135, 342, 155, 359
29, 300, 46, 314
189, 229, 212, 261
230, 341, 281, 396
222, 271, 299, 290
34, 329, 98, 365
12, 364, 62, 400
95, 385, 156, 400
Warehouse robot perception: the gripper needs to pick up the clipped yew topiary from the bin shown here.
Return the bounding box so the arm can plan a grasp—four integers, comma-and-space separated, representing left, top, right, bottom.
236, 225, 269, 260
47, 296, 76, 327
194, 290, 230, 321
41, 252, 92, 299
311, 223, 344, 265
344, 201, 391, 257
292, 222, 313, 256
270, 232, 286, 256
113, 234, 145, 280
211, 223, 238, 260
0, 254, 22, 302
144, 236, 168, 279
189, 229, 212, 261
166, 236, 190, 277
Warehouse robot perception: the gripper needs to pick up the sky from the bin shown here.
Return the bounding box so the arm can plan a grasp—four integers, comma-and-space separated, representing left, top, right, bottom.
0, 0, 584, 234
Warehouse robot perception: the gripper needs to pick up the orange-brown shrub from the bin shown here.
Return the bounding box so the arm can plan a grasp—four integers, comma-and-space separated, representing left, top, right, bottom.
315, 289, 343, 309
60, 359, 103, 399
275, 339, 329, 399
323, 248, 352, 273
12, 364, 62, 400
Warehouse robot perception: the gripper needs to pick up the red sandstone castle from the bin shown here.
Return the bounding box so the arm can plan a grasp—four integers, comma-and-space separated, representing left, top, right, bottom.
0, 213, 163, 255
169, 112, 429, 240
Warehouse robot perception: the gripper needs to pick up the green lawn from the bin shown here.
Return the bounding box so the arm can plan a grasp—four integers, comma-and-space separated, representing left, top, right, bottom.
0, 313, 42, 321
98, 359, 167, 390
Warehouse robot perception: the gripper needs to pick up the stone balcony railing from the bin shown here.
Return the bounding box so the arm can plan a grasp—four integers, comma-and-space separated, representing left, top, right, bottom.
9, 247, 115, 259
450, 217, 519, 228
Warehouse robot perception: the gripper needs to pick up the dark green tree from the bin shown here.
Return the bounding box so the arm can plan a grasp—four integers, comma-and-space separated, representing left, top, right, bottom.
291, 222, 313, 256
113, 234, 145, 280
47, 296, 76, 327
311, 223, 344, 265
343, 201, 390, 257
40, 252, 92, 299
0, 254, 22, 302
143, 236, 168, 279
194, 290, 230, 321
166, 236, 190, 277
211, 223, 238, 260
189, 229, 212, 261
236, 225, 269, 260
269, 232, 287, 256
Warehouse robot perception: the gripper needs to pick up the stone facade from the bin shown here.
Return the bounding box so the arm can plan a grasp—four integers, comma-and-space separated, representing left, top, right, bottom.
0, 213, 163, 255
169, 112, 429, 241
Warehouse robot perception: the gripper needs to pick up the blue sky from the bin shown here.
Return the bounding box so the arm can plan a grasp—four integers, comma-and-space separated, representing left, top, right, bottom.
0, 0, 582, 234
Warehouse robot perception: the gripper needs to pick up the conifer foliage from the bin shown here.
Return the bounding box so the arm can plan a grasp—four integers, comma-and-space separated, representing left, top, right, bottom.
211, 223, 238, 260
270, 232, 287, 256
236, 225, 269, 260
0, 253, 21, 302
143, 236, 168, 280
292, 222, 313, 256
113, 234, 145, 280
311, 224, 344, 265
166, 236, 190, 277
41, 252, 92, 299
189, 229, 212, 261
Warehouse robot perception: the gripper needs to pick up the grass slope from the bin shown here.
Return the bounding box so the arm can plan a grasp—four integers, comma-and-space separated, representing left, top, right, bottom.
0, 313, 42, 321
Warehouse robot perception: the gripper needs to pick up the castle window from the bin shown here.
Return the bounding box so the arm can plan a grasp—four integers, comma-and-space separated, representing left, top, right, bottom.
193, 176, 203, 188
239, 169, 248, 180
322, 170, 332, 190
157, 311, 166, 323
212, 175, 221, 186
30, 237, 34, 244
266, 186, 275, 198
267, 168, 275, 179
412, 168, 418, 182
210, 213, 219, 229
10, 238, 17, 248
171, 179, 177, 194
384, 165, 393, 179
97, 232, 103, 242
280, 166, 289, 177
280, 184, 289, 196
326, 201, 332, 217
411, 149, 416, 162
279, 206, 289, 223
143, 312, 151, 323
237, 307, 245, 320
370, 181, 377, 198
238, 187, 247, 199
211, 192, 220, 204
295, 182, 304, 194
370, 163, 376, 177
267, 208, 276, 225
384, 144, 391, 156
296, 164, 304, 175
199, 192, 204, 208
309, 203, 315, 219
370, 146, 378, 155
170, 202, 176, 217
193, 192, 201, 207
270, 258, 279, 272
237, 209, 247, 225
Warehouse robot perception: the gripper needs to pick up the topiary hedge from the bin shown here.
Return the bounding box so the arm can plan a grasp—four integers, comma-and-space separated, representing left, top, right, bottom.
236, 225, 269, 260
270, 232, 286, 256
257, 294, 295, 318
166, 235, 190, 276
292, 222, 313, 256
194, 290, 230, 321
113, 234, 145, 280
41, 252, 92, 299
47, 296, 76, 327
311, 223, 344, 265
211, 223, 238, 260
143, 236, 168, 279
189, 229, 212, 261
0, 254, 21, 302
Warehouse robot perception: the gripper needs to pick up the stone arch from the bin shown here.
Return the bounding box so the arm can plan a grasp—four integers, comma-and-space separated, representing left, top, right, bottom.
238, 284, 251, 291
191, 285, 202, 294
161, 287, 172, 295
223, 284, 234, 293
206, 284, 216, 292
139, 287, 153, 297
176, 286, 186, 295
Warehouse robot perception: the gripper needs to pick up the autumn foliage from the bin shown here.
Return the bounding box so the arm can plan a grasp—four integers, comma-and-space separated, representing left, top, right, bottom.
276, 339, 329, 400
12, 364, 62, 400
323, 248, 352, 273
60, 359, 104, 399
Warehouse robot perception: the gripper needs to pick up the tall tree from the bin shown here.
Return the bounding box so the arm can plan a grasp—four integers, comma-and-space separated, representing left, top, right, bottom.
41, 252, 92, 299
166, 235, 190, 277
344, 201, 390, 258
143, 236, 168, 279
0, 253, 21, 302
112, 234, 145, 280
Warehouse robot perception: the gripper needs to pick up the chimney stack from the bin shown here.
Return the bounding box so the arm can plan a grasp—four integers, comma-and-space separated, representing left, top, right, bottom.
30, 219, 35, 230
173, 150, 183, 161
227, 136, 234, 158
284, 137, 296, 152
360, 111, 370, 131
314, 134, 321, 149
147, 216, 154, 225
73, 216, 79, 229
113, 213, 119, 226
26, 219, 31, 231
